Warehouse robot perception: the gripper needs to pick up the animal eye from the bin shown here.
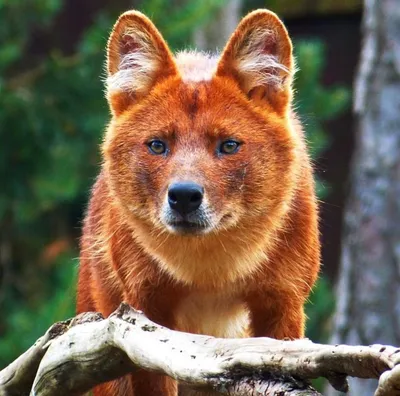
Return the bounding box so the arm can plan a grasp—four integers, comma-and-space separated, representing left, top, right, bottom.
148, 140, 167, 155
219, 140, 240, 155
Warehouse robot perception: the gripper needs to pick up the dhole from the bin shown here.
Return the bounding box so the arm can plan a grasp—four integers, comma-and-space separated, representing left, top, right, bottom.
77, 8, 320, 396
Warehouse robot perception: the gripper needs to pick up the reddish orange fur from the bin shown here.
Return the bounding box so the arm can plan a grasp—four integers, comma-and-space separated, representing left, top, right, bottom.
77, 9, 320, 396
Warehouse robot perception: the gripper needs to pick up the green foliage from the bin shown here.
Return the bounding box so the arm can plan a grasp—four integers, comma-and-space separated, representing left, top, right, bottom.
294, 40, 350, 157
141, 0, 224, 49
294, 39, 350, 199
0, 0, 348, 370
293, 40, 349, 344
305, 276, 335, 341
0, 253, 77, 362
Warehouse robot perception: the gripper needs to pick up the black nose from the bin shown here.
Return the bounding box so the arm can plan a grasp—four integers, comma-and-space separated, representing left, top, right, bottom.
168, 182, 204, 216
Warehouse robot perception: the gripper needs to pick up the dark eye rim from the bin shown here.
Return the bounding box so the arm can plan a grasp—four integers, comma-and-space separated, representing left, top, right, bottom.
218, 139, 241, 155
147, 139, 168, 155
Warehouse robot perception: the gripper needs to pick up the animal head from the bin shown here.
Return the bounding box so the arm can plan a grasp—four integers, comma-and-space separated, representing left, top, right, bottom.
103, 9, 300, 237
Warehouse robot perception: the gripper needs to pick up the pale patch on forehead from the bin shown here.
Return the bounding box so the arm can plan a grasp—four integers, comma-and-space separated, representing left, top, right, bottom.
174, 50, 219, 82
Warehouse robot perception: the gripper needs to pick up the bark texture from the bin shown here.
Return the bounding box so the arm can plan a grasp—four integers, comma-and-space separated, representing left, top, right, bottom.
329, 0, 400, 395
2, 304, 400, 396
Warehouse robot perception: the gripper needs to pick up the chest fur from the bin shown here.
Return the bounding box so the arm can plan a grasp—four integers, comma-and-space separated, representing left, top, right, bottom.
175, 292, 249, 338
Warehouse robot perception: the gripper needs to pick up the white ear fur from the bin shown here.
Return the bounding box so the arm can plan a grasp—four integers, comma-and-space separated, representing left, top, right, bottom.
107, 28, 163, 96
233, 28, 292, 93
216, 10, 295, 109
106, 11, 177, 114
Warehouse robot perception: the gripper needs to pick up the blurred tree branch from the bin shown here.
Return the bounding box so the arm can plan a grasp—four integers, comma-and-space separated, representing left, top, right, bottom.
1, 303, 400, 396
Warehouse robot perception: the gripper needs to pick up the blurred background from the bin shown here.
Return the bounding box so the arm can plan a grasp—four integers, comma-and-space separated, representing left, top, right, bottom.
1, 0, 399, 394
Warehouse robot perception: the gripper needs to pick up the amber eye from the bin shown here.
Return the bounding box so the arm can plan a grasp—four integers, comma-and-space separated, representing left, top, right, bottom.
219, 140, 240, 155
148, 140, 167, 155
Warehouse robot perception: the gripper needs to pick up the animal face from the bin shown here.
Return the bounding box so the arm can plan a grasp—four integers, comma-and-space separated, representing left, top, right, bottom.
103, 10, 300, 237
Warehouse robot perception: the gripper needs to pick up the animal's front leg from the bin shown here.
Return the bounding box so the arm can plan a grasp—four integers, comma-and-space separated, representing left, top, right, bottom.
92, 280, 183, 395
246, 291, 306, 339
131, 371, 178, 395
92, 371, 177, 396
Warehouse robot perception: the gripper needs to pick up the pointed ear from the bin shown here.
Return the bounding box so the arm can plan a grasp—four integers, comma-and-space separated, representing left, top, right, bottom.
106, 11, 178, 116
216, 10, 294, 113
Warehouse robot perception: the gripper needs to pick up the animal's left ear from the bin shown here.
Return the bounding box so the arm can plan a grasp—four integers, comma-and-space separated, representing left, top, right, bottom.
216, 10, 294, 113
106, 11, 178, 116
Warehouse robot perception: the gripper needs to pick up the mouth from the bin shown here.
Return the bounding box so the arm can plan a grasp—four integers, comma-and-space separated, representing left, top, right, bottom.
167, 220, 208, 235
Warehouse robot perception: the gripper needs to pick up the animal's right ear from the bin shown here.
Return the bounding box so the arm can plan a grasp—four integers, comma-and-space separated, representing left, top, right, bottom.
106, 11, 178, 116
215, 10, 294, 114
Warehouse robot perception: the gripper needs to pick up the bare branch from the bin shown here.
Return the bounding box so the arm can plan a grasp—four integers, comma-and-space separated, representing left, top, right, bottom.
0, 312, 103, 396
1, 303, 400, 396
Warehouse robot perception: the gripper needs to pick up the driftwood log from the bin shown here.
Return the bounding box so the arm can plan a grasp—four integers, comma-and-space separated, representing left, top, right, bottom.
1, 303, 400, 396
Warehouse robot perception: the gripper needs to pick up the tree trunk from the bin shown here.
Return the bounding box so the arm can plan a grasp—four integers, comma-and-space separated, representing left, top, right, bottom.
329, 0, 400, 395
193, 0, 242, 51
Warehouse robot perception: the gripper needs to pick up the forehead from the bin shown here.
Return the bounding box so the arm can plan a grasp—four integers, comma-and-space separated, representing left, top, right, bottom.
174, 50, 219, 83
140, 81, 251, 140
123, 78, 277, 146
120, 52, 279, 140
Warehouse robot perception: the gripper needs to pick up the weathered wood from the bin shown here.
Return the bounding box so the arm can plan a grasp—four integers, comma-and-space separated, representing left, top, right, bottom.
1, 303, 400, 395
0, 312, 103, 396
